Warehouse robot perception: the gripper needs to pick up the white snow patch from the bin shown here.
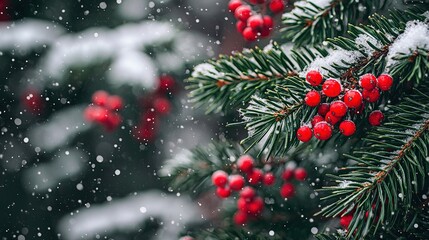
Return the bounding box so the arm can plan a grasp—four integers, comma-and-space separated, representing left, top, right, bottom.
158, 150, 193, 177
386, 21, 429, 70
355, 34, 383, 55
283, 0, 333, 20
116, 0, 150, 20
303, 49, 363, 77
57, 190, 200, 240
192, 63, 224, 78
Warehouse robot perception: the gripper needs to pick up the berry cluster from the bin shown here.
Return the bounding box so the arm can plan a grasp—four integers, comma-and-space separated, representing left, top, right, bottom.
228, 0, 285, 41
211, 155, 309, 225
84, 91, 124, 131
133, 75, 175, 142
279, 166, 307, 199
297, 71, 393, 142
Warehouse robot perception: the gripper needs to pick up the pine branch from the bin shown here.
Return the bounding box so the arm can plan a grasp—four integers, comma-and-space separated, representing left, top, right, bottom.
187, 44, 328, 113
317, 87, 429, 239
281, 0, 388, 46
388, 48, 429, 84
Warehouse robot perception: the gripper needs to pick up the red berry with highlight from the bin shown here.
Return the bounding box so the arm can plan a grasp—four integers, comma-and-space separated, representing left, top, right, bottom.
92, 90, 109, 106
234, 5, 252, 21
247, 15, 264, 30
153, 97, 171, 115
311, 115, 324, 127
325, 111, 342, 125
339, 120, 356, 136
263, 172, 275, 186
247, 196, 264, 215
240, 186, 256, 201
322, 78, 342, 98
294, 167, 307, 181
229, 175, 245, 191
313, 121, 333, 140
318, 103, 330, 116
228, 0, 242, 12
362, 88, 380, 103
106, 95, 124, 111
368, 110, 384, 126
377, 74, 393, 91
247, 168, 263, 185
330, 101, 348, 117
236, 20, 246, 33
216, 186, 231, 198
280, 183, 295, 198
237, 197, 248, 212
343, 90, 363, 108
282, 169, 294, 181
262, 15, 273, 29
305, 90, 321, 107
340, 215, 353, 229
359, 74, 377, 90
242, 27, 257, 41
211, 170, 229, 187
297, 126, 312, 142
237, 155, 254, 172
269, 0, 285, 14
306, 70, 323, 86
233, 211, 248, 225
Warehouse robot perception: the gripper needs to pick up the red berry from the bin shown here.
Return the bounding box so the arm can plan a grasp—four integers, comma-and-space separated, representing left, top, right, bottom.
216, 186, 231, 198
339, 120, 356, 136
297, 125, 312, 142
329, 101, 348, 117
237, 155, 254, 172
313, 121, 333, 140
340, 214, 353, 229
368, 110, 384, 126
104, 112, 122, 131
247, 196, 264, 215
377, 74, 393, 91
306, 70, 323, 86
260, 26, 271, 38
247, 168, 263, 185
240, 186, 256, 201
92, 90, 109, 106
236, 20, 246, 33
211, 170, 229, 187
158, 75, 175, 93
359, 74, 377, 90
262, 172, 275, 186
234, 5, 252, 21
233, 211, 248, 225
153, 97, 171, 115
325, 111, 342, 125
228, 0, 242, 12
242, 27, 257, 41
318, 103, 330, 116
281, 169, 294, 181
294, 167, 307, 181
84, 106, 109, 123
22, 89, 44, 114
247, 15, 264, 30
237, 197, 248, 212
269, 0, 285, 14
362, 88, 380, 103
106, 95, 124, 111
262, 15, 273, 29
322, 78, 342, 98
229, 175, 245, 191
343, 90, 363, 108
280, 183, 295, 198
305, 90, 321, 107
311, 115, 325, 127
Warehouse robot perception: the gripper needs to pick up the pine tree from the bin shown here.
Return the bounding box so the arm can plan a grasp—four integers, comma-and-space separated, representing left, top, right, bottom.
166, 0, 429, 239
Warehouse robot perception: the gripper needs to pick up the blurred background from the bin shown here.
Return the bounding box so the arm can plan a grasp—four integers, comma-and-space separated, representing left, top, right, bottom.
0, 0, 283, 239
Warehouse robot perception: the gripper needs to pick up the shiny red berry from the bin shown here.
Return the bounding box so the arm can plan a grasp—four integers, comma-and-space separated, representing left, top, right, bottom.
237, 197, 248, 212
236, 20, 246, 33
282, 169, 294, 181
247, 168, 263, 185
229, 175, 245, 191
92, 90, 109, 106
106, 95, 124, 111
211, 170, 229, 187
280, 183, 295, 198
237, 155, 254, 172
339, 120, 356, 136
247, 196, 264, 215
318, 103, 330, 116
262, 15, 273, 29
330, 101, 348, 117
322, 78, 342, 98
359, 73, 377, 90
362, 88, 380, 103
297, 125, 312, 142
306, 70, 323, 86
228, 0, 242, 12
158, 75, 175, 93
305, 90, 321, 107
311, 115, 325, 127
294, 167, 307, 181
313, 121, 333, 140
153, 97, 171, 115
368, 110, 384, 126
216, 186, 231, 198
242, 27, 257, 41
234, 5, 252, 21
233, 211, 248, 225
262, 172, 275, 186
343, 90, 363, 108
240, 186, 256, 201
340, 214, 353, 229
247, 15, 264, 30
377, 74, 393, 91
269, 0, 285, 14
325, 111, 342, 125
